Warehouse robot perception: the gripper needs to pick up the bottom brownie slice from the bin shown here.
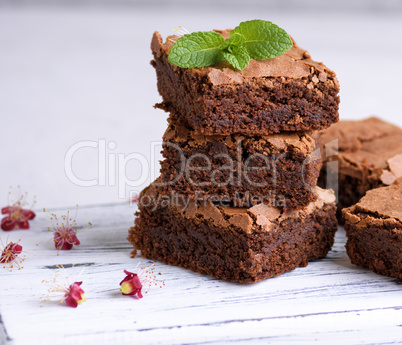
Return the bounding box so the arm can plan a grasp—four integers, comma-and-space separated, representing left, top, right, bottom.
343, 179, 402, 279
128, 183, 338, 283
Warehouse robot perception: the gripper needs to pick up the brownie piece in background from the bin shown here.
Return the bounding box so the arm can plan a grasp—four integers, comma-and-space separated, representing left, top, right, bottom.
343, 179, 402, 279
319, 117, 402, 213
159, 121, 321, 209
128, 183, 338, 283
151, 31, 339, 136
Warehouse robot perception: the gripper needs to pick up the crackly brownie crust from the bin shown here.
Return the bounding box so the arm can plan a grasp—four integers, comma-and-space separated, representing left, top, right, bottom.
319, 117, 402, 215
128, 184, 338, 283
343, 181, 402, 279
159, 121, 321, 209
151, 31, 340, 136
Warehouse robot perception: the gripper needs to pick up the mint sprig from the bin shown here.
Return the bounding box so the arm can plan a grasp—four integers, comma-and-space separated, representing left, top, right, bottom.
168, 19, 293, 71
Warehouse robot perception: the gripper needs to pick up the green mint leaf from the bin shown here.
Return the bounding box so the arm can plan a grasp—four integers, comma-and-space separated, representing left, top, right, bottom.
220, 33, 250, 70
231, 19, 293, 60
168, 31, 224, 68
220, 32, 245, 52
221, 46, 250, 71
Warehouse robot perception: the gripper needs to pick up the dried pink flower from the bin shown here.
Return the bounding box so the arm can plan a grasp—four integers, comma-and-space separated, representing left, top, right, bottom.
41, 264, 86, 308
64, 282, 86, 308
120, 263, 164, 299
44, 206, 91, 251
131, 193, 139, 203
1, 187, 36, 231
0, 237, 25, 270
120, 270, 143, 298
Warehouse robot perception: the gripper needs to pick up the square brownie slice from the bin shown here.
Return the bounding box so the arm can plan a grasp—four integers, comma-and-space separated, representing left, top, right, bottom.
151, 30, 339, 136
128, 183, 338, 283
343, 180, 402, 279
158, 121, 321, 209
319, 117, 402, 213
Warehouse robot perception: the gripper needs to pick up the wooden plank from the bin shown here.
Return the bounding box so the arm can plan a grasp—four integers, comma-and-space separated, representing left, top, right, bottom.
0, 203, 401, 344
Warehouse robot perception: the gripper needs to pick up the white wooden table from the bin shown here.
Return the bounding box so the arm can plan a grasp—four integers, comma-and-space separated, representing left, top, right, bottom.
1, 203, 401, 345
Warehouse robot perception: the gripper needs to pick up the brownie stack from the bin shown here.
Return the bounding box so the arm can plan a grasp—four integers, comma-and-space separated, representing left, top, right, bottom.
128, 30, 340, 283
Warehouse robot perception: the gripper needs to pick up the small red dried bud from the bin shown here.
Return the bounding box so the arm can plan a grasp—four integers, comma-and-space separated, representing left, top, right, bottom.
120, 270, 143, 298
41, 264, 87, 308
65, 282, 86, 308
45, 206, 91, 251
0, 242, 23, 264
119, 264, 164, 299
54, 227, 81, 250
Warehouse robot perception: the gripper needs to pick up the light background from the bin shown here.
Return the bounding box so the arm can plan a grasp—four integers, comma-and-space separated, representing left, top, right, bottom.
1, 1, 402, 209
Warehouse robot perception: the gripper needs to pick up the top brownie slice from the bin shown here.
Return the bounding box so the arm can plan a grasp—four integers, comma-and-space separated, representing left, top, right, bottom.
151, 30, 340, 136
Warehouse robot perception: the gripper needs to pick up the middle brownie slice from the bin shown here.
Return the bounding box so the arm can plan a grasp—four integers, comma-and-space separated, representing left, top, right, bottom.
159, 121, 321, 209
